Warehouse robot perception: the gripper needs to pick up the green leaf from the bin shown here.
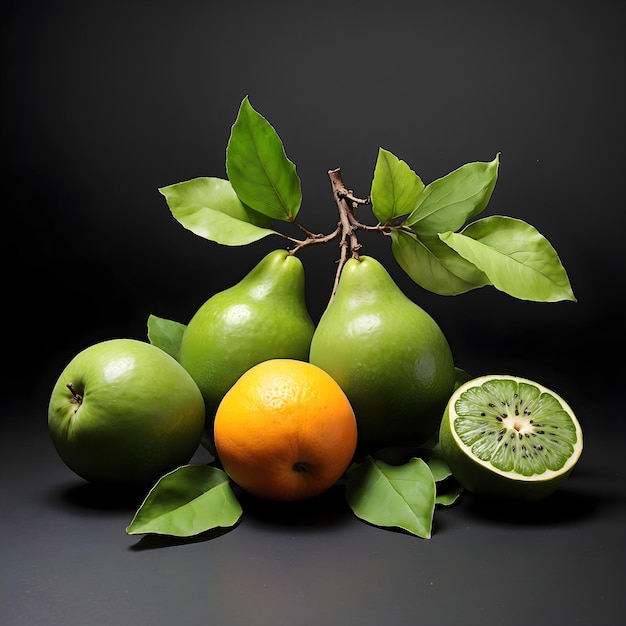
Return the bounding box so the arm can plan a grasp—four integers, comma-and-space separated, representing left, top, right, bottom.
346, 457, 436, 538
453, 366, 473, 390
435, 481, 464, 506
147, 314, 186, 361
440, 216, 577, 302
226, 96, 302, 220
391, 230, 490, 295
159, 177, 276, 246
424, 457, 464, 505
405, 155, 499, 235
425, 457, 452, 482
160, 177, 272, 227
370, 148, 424, 223
126, 465, 242, 537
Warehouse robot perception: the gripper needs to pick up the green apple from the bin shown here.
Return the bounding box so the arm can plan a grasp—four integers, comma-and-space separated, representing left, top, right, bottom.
48, 338, 205, 487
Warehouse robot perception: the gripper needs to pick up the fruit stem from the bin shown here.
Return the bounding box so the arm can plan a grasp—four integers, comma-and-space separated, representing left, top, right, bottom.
284, 168, 396, 305
66, 382, 83, 409
327, 168, 370, 300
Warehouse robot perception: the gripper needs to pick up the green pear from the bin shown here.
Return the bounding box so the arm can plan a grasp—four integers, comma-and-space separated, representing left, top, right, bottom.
309, 255, 456, 453
179, 249, 315, 442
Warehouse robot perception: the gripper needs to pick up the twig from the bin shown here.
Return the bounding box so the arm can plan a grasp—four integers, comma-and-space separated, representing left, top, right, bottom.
327, 168, 370, 300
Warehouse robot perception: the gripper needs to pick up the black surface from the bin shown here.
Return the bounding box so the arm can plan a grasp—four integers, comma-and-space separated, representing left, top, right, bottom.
3, 1, 625, 624
3, 399, 625, 625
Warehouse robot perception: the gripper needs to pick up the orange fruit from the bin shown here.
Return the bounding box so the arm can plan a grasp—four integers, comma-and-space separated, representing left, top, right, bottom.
213, 359, 358, 501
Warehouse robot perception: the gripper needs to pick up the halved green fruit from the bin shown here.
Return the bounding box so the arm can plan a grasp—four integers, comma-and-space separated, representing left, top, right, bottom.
439, 374, 583, 502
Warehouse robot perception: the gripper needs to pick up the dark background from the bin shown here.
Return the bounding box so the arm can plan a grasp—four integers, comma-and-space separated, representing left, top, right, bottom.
2, 1, 625, 625
4, 0, 624, 409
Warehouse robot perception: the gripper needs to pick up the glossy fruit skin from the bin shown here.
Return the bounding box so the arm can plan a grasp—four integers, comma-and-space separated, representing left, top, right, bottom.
47, 339, 205, 487
178, 249, 315, 441
213, 359, 358, 501
309, 255, 456, 453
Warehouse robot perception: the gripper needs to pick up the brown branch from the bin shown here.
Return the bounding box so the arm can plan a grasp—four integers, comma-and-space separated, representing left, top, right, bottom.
281, 168, 383, 304
287, 223, 342, 254
340, 189, 370, 207
327, 168, 367, 300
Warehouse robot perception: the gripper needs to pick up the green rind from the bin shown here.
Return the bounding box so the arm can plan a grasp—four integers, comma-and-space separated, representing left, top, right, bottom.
439, 374, 583, 502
